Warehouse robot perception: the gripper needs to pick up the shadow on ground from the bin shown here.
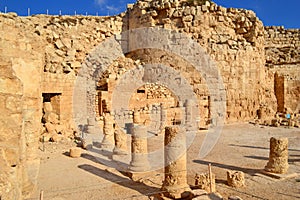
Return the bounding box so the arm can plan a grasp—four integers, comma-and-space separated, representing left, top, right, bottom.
78, 164, 160, 198
229, 144, 300, 152
193, 160, 260, 176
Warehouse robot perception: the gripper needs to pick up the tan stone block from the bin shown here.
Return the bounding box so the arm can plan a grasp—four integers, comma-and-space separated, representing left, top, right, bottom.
227, 170, 245, 188
43, 112, 59, 124
194, 173, 216, 192
54, 40, 64, 49
70, 148, 81, 158
43, 102, 53, 112
45, 122, 56, 134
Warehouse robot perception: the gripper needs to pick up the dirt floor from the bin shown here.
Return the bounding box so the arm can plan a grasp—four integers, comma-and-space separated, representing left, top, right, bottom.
27, 123, 300, 200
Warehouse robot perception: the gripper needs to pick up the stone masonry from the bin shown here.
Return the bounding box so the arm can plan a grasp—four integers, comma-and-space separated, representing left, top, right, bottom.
0, 0, 299, 199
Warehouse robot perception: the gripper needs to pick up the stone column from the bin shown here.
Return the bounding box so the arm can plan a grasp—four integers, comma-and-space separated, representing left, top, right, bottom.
101, 113, 115, 150
185, 99, 197, 131
133, 108, 142, 124
129, 124, 150, 172
113, 125, 128, 155
159, 103, 167, 133
162, 126, 190, 199
265, 137, 289, 174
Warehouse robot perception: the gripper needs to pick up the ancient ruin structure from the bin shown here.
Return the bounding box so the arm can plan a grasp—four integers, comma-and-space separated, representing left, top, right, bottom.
226, 170, 245, 188
113, 124, 128, 155
195, 172, 216, 192
0, 0, 299, 199
69, 147, 82, 158
265, 137, 289, 174
129, 124, 150, 172
162, 126, 190, 198
101, 112, 115, 150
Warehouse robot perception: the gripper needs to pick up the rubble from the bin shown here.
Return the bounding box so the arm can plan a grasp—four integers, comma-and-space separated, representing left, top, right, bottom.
227, 170, 245, 188
0, 0, 299, 199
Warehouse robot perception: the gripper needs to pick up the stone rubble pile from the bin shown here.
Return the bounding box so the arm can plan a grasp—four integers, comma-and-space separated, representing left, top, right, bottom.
41, 102, 76, 142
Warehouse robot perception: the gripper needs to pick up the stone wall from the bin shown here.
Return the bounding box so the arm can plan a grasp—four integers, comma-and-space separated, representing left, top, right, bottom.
265, 26, 300, 113
128, 0, 277, 122
0, 0, 299, 199
0, 13, 43, 199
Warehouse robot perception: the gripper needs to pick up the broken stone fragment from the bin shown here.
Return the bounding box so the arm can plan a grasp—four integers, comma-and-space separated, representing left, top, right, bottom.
70, 61, 82, 69
50, 134, 63, 143
54, 39, 64, 49
43, 112, 59, 124
43, 102, 53, 113
63, 65, 72, 73
45, 122, 56, 134
69, 148, 82, 158
194, 173, 216, 192
227, 170, 245, 188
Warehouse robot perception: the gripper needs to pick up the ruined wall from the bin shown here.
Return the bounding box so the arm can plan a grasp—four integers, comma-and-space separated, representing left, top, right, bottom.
128, 0, 277, 122
0, 13, 43, 199
0, 12, 125, 199
265, 26, 300, 113
1, 1, 299, 198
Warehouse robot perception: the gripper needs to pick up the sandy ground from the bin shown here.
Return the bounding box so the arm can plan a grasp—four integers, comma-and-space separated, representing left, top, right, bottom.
27, 123, 300, 200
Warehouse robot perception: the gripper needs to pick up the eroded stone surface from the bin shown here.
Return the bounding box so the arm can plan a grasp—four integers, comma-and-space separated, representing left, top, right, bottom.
265, 137, 289, 174
227, 170, 245, 188
194, 173, 216, 193
162, 126, 191, 199
0, 0, 299, 199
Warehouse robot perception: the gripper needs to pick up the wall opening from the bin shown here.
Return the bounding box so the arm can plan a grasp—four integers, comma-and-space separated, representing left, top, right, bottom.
42, 93, 62, 117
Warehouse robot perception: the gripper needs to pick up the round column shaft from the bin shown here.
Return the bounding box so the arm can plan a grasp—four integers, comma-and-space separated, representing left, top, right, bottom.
162, 125, 190, 199
129, 124, 150, 172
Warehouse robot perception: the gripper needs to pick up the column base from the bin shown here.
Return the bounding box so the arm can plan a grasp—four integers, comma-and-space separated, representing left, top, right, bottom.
123, 171, 152, 182
161, 184, 192, 199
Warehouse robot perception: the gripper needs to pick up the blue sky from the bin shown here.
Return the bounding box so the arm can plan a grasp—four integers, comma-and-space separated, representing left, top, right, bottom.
0, 0, 299, 28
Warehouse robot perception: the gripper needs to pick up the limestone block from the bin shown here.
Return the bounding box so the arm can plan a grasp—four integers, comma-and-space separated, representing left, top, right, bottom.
237, 28, 247, 34
45, 122, 56, 134
61, 38, 72, 49
55, 124, 65, 134
227, 170, 245, 188
50, 134, 63, 142
194, 173, 216, 192
271, 119, 280, 127
70, 61, 82, 69
52, 31, 60, 39
183, 15, 193, 22
265, 137, 289, 174
43, 102, 53, 112
54, 39, 64, 49
63, 65, 72, 73
43, 112, 59, 124
69, 148, 82, 158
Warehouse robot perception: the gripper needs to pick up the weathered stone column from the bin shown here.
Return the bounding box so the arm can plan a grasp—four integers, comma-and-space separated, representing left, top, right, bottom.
101, 113, 115, 150
162, 126, 190, 199
129, 124, 150, 172
265, 137, 289, 174
185, 99, 198, 131
159, 103, 167, 133
133, 108, 142, 124
113, 125, 128, 155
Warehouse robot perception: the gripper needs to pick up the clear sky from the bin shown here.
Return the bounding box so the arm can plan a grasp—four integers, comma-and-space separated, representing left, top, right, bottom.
0, 0, 299, 28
